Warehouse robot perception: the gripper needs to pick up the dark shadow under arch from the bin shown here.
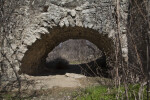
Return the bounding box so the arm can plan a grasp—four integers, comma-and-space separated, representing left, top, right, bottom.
19, 26, 115, 75
43, 52, 112, 78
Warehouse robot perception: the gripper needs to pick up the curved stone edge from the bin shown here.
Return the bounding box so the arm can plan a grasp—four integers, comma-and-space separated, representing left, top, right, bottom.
0, 1, 128, 80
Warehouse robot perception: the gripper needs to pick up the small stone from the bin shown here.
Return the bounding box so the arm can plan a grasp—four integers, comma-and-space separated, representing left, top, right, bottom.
41, 21, 48, 27
40, 27, 49, 34
82, 8, 96, 14
11, 54, 16, 60
70, 10, 76, 17
75, 7, 82, 11
108, 30, 115, 38
65, 73, 86, 78
83, 21, 88, 28
23, 39, 32, 46
14, 64, 20, 72
23, 35, 37, 46
87, 23, 93, 28
67, 16, 75, 27
18, 45, 28, 53
122, 48, 128, 54
75, 15, 83, 27
82, 1, 90, 9
84, 16, 91, 22
82, 9, 89, 14
76, 21, 83, 27
11, 44, 17, 50
53, 17, 60, 25
59, 20, 65, 27
93, 25, 99, 30
63, 18, 69, 27
34, 32, 41, 39
17, 53, 24, 61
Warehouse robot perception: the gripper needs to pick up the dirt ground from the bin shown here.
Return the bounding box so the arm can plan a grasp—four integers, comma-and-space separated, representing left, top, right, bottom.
21, 73, 99, 90
0, 73, 113, 100
14, 73, 113, 100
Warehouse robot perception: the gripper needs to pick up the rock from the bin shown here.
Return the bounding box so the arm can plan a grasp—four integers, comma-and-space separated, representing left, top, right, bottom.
41, 21, 48, 27
59, 20, 65, 27
34, 32, 41, 39
17, 52, 24, 61
87, 23, 93, 28
93, 25, 100, 30
108, 30, 115, 38
13, 60, 20, 71
59, 17, 70, 27
18, 45, 28, 53
63, 18, 69, 27
0, 0, 129, 82
67, 16, 75, 27
33, 27, 49, 34
39, 27, 49, 34
23, 35, 37, 46
120, 34, 128, 47
11, 44, 17, 50
65, 73, 86, 78
70, 10, 76, 17
75, 15, 83, 27
83, 21, 88, 28
53, 17, 61, 25
83, 15, 92, 22
76, 21, 83, 27
75, 7, 83, 11
82, 1, 90, 9
122, 48, 128, 55
82, 8, 96, 14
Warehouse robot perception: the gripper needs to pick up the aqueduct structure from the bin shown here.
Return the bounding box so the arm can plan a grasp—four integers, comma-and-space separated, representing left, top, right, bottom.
0, 0, 129, 79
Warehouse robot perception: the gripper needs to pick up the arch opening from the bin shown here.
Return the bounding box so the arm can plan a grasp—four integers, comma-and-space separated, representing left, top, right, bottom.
43, 39, 109, 77
47, 39, 102, 65
19, 26, 115, 77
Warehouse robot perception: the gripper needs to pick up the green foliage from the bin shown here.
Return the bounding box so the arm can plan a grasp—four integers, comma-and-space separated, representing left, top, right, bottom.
127, 84, 147, 100
2, 93, 13, 100
1, 93, 21, 100
73, 86, 116, 100
1, 84, 148, 100
74, 84, 148, 100
0, 92, 32, 100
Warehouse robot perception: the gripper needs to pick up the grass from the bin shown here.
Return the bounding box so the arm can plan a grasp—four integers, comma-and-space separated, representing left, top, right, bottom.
72, 84, 148, 100
72, 85, 116, 100
1, 84, 148, 100
0, 93, 33, 100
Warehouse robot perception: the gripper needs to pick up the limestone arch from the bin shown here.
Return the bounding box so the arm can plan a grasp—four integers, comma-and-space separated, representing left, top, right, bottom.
14, 1, 128, 76
0, 0, 129, 80
19, 26, 115, 75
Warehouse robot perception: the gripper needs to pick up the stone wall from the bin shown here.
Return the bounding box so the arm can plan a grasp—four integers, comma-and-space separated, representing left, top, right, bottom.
47, 39, 102, 64
0, 0, 128, 79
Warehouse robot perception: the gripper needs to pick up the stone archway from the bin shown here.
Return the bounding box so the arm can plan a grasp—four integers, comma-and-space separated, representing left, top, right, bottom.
20, 26, 114, 75
0, 0, 128, 79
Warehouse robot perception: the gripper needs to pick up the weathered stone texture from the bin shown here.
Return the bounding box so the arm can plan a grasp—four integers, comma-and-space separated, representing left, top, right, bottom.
0, 0, 129, 79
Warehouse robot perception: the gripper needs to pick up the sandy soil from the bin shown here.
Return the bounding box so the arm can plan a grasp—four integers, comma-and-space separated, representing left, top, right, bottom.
20, 73, 100, 91
1, 73, 113, 100
16, 73, 112, 100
